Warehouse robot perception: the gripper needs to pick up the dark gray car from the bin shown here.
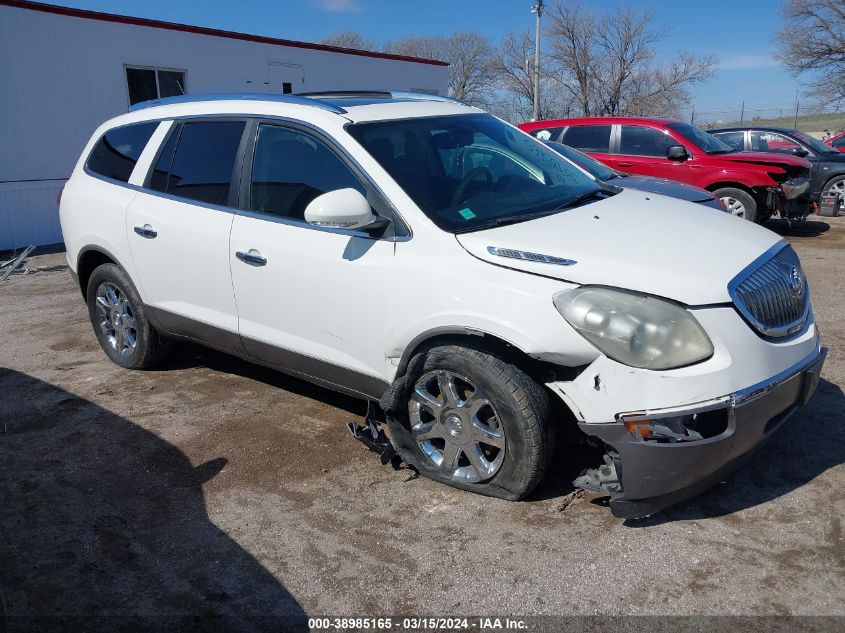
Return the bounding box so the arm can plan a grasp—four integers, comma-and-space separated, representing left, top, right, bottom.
709, 126, 845, 212
545, 141, 728, 212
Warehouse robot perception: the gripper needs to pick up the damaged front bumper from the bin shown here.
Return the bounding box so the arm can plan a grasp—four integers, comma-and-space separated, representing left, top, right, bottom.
576, 345, 827, 519
762, 178, 811, 220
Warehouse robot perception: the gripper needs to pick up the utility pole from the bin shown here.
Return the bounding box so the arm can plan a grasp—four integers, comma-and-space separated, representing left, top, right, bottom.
690, 107, 695, 125
793, 90, 800, 128
532, 0, 544, 121
739, 101, 745, 123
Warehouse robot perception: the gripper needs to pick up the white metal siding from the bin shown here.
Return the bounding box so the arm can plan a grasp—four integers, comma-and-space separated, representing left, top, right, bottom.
0, 180, 65, 250
0, 4, 448, 249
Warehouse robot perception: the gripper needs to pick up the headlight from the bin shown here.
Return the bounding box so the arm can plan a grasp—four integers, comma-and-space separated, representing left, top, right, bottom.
553, 287, 714, 370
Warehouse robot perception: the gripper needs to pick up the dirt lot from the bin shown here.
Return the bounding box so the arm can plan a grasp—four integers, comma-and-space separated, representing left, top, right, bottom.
1, 217, 844, 631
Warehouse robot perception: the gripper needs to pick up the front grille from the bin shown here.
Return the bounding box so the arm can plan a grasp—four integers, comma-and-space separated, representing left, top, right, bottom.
729, 245, 810, 338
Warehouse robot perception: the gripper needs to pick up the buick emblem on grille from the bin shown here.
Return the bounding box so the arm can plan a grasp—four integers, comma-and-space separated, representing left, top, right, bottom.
788, 266, 805, 299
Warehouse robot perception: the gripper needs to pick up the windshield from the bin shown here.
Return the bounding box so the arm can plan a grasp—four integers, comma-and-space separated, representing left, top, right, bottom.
792, 130, 838, 155
668, 122, 734, 154
545, 141, 619, 180
347, 114, 602, 232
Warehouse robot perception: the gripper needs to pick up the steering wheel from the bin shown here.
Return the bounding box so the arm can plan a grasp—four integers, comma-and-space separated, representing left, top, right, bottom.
451, 166, 494, 207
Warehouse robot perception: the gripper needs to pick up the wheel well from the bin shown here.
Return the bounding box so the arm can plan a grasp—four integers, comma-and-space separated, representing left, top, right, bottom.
76, 249, 115, 297
396, 332, 582, 387
705, 182, 753, 196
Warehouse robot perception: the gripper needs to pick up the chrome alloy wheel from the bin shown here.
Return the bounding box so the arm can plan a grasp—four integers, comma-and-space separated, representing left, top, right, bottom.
827, 177, 845, 210
408, 370, 505, 483
95, 281, 137, 357
721, 195, 746, 218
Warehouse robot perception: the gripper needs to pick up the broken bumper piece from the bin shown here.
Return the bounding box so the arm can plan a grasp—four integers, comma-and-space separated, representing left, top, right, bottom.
576, 345, 826, 519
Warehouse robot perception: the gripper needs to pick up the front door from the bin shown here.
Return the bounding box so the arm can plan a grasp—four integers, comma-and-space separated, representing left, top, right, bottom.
229, 121, 395, 396
126, 119, 247, 338
608, 124, 696, 181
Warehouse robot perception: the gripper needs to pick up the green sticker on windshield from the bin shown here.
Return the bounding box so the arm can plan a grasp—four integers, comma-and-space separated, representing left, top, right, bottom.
458, 207, 476, 220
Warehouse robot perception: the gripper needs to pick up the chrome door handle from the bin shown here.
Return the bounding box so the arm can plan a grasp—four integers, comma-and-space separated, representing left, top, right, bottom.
235, 250, 267, 266
133, 225, 157, 239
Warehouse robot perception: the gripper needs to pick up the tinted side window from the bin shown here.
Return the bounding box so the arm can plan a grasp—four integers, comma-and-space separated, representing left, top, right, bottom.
249, 124, 366, 220
148, 124, 180, 192
834, 136, 845, 149
619, 125, 676, 157
561, 125, 611, 153
713, 131, 745, 151
86, 122, 158, 182
151, 121, 245, 206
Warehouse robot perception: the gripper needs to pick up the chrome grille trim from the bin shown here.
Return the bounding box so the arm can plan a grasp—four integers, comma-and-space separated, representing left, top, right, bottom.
728, 242, 810, 338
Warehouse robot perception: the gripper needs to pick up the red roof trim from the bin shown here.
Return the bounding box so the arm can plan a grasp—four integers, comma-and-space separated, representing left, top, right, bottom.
1, 0, 449, 67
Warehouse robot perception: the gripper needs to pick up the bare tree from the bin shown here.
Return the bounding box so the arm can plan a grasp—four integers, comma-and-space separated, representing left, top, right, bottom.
388, 33, 497, 107
777, 0, 845, 106
320, 31, 379, 52
490, 29, 574, 121
544, 1, 715, 117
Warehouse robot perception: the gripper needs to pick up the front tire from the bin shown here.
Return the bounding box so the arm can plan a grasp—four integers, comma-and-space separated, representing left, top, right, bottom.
387, 342, 556, 500
86, 263, 169, 369
714, 187, 757, 222
823, 175, 845, 213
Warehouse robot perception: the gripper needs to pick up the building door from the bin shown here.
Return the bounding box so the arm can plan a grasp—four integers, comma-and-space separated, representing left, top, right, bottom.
266, 62, 304, 94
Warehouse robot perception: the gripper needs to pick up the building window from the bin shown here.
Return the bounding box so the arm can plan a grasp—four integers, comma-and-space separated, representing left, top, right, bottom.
125, 66, 186, 106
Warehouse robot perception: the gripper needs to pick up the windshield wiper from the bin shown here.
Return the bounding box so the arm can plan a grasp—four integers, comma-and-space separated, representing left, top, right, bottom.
555, 188, 606, 210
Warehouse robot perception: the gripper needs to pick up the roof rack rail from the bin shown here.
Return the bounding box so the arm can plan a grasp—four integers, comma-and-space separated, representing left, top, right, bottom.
128, 92, 347, 114
297, 90, 463, 105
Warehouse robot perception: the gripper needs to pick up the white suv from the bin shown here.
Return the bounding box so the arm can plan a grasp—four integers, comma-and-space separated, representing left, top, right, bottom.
60, 91, 825, 518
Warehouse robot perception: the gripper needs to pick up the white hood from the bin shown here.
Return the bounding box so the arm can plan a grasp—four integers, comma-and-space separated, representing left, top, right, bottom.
455, 189, 782, 305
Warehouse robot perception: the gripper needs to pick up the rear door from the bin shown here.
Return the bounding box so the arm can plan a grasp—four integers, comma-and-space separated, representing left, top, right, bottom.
559, 124, 613, 168
126, 119, 248, 339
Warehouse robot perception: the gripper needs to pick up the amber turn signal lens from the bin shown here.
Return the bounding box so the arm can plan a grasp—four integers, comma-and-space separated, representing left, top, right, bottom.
624, 420, 651, 437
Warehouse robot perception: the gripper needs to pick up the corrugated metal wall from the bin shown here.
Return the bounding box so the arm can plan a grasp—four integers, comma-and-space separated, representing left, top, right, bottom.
0, 3, 449, 250
0, 180, 65, 250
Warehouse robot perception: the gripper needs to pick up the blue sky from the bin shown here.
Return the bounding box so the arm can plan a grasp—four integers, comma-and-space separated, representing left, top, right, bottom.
53, 0, 808, 122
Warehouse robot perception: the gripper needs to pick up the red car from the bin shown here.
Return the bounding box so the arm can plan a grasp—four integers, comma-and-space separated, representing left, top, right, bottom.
825, 130, 845, 153
518, 117, 812, 223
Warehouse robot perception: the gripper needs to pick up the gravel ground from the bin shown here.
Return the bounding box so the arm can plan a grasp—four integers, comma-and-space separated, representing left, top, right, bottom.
1, 217, 843, 631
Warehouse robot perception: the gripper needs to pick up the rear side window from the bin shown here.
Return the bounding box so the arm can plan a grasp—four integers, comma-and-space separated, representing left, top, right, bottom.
619, 125, 677, 157
149, 121, 245, 206
561, 125, 611, 153
86, 122, 158, 182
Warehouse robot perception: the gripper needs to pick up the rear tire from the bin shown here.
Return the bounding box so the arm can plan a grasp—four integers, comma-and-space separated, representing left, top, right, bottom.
386, 342, 556, 500
714, 187, 757, 222
86, 263, 170, 369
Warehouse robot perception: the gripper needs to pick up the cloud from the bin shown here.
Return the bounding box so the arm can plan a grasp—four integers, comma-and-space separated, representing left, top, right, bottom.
719, 54, 780, 71
312, 0, 362, 12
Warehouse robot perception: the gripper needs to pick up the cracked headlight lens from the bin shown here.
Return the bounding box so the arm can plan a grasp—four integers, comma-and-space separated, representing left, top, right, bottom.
553, 287, 714, 370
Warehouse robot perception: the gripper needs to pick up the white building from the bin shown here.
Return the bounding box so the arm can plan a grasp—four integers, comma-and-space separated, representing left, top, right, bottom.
0, 0, 449, 250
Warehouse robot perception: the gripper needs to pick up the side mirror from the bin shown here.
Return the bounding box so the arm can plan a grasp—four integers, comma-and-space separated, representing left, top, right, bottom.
666, 145, 690, 161
791, 147, 809, 158
304, 188, 389, 234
